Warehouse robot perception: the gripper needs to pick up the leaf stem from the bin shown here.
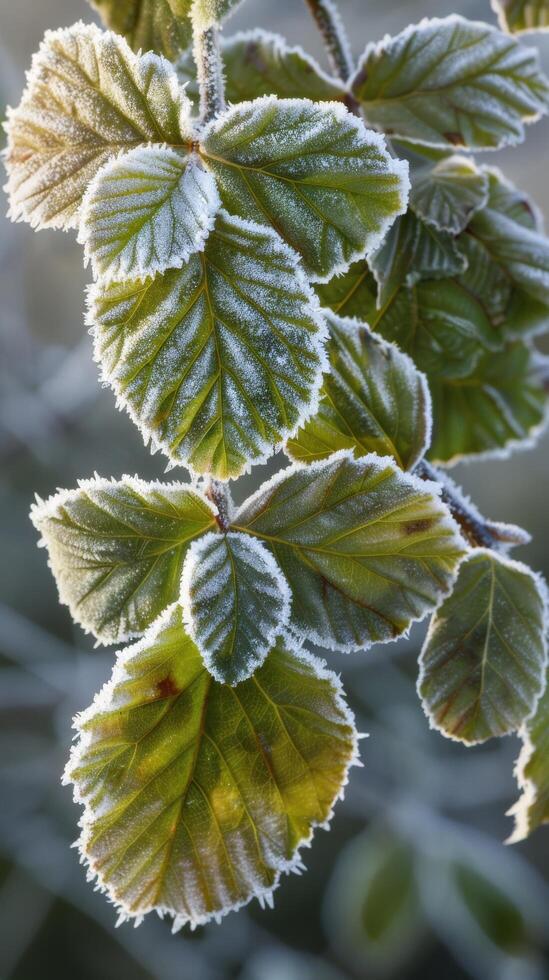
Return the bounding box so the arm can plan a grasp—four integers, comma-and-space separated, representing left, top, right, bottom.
303, 0, 354, 83
205, 480, 231, 532
193, 25, 226, 125
415, 460, 529, 552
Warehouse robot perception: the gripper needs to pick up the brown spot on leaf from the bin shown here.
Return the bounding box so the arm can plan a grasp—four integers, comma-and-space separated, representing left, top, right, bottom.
403, 518, 435, 535
155, 675, 179, 699
444, 131, 465, 146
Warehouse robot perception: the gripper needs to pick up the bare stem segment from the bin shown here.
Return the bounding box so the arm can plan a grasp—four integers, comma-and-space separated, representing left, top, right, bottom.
194, 25, 226, 124
303, 0, 355, 83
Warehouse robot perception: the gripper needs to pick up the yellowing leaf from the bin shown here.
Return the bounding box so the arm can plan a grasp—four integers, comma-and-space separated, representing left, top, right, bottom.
79, 148, 220, 283
509, 669, 549, 841
201, 97, 409, 282
65, 605, 358, 929
419, 550, 548, 744
492, 0, 549, 33
89, 210, 327, 481
192, 0, 244, 30
286, 311, 432, 471
4, 23, 193, 231
30, 476, 217, 644
351, 15, 549, 149
234, 451, 466, 652
87, 0, 193, 59
181, 531, 291, 685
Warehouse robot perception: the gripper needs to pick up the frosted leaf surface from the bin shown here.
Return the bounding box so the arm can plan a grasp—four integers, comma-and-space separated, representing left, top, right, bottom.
286, 311, 432, 472
87, 0, 193, 59
65, 604, 358, 929
4, 23, 193, 231
316, 262, 378, 320
370, 212, 468, 307
201, 97, 409, 282
233, 451, 466, 653
182, 531, 291, 685
492, 0, 549, 33
30, 476, 216, 644
408, 153, 490, 235
350, 15, 549, 149
419, 550, 548, 744
468, 170, 549, 306
509, 668, 549, 842
176, 30, 346, 105
79, 148, 220, 283
89, 210, 327, 481
429, 342, 547, 464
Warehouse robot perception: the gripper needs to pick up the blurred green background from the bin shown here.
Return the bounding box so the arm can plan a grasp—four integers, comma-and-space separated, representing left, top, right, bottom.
1, 2, 548, 978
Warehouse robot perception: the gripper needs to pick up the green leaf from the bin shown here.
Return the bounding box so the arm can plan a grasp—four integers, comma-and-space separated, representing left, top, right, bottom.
176, 30, 346, 106
428, 343, 547, 464
30, 476, 216, 644
350, 15, 549, 149
79, 148, 220, 283
89, 210, 327, 481
181, 531, 291, 685
286, 311, 432, 471
371, 279, 500, 381
456, 234, 512, 325
87, 0, 193, 59
409, 154, 490, 235
191, 0, 244, 30
4, 23, 193, 231
370, 212, 468, 307
509, 668, 549, 841
316, 262, 377, 320
233, 451, 465, 653
419, 550, 548, 744
201, 98, 409, 282
467, 169, 549, 306
502, 287, 549, 340
64, 605, 358, 928
325, 828, 422, 974
492, 0, 549, 33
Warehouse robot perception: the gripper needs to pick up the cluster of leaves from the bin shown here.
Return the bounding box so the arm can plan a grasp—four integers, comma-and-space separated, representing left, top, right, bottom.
3, 0, 549, 933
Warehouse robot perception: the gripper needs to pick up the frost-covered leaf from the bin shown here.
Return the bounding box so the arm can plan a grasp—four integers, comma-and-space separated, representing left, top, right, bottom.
286, 311, 432, 471
79, 148, 220, 283
201, 98, 409, 282
30, 477, 216, 644
350, 15, 549, 149
370, 212, 467, 307
192, 0, 244, 30
233, 451, 465, 653
65, 604, 358, 928
509, 668, 549, 841
370, 279, 500, 381
87, 0, 193, 59
316, 262, 377, 320
419, 550, 548, 744
409, 154, 490, 235
177, 30, 346, 106
181, 531, 291, 685
325, 828, 422, 975
492, 0, 549, 33
89, 210, 326, 481
4, 23, 193, 231
467, 170, 549, 306
429, 343, 547, 464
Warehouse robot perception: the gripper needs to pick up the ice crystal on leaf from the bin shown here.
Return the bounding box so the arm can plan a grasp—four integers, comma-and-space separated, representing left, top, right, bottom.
509, 667, 549, 841
64, 604, 359, 929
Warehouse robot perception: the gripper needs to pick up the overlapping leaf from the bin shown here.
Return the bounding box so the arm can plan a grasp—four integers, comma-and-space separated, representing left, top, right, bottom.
492, 0, 549, 33
286, 312, 432, 472
87, 0, 193, 59
176, 30, 346, 105
30, 477, 216, 644
509, 669, 549, 841
407, 152, 490, 235
192, 0, 245, 30
419, 550, 548, 744
89, 210, 327, 481
79, 148, 220, 283
182, 531, 291, 684
428, 343, 547, 464
65, 604, 358, 928
233, 451, 465, 652
4, 23, 193, 230
350, 15, 549, 149
201, 97, 409, 281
